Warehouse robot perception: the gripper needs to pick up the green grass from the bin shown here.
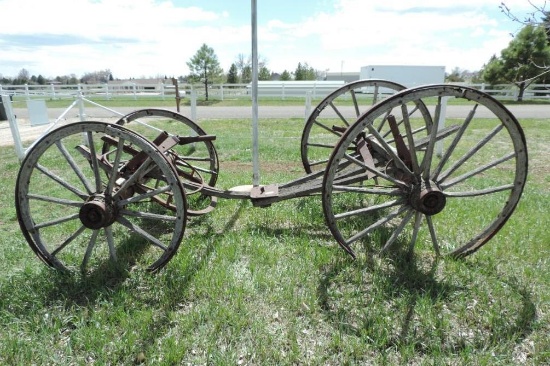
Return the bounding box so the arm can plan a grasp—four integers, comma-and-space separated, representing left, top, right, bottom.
0, 116, 548, 365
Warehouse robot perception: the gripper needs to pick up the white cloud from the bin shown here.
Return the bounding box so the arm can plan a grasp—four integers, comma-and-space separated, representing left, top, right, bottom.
0, 0, 543, 79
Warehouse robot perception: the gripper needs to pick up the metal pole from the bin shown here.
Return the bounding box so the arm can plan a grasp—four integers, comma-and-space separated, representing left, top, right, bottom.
251, 0, 260, 186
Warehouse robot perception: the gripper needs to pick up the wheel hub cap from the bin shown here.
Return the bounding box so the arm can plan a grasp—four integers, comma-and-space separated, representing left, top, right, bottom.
410, 181, 446, 216
79, 194, 117, 229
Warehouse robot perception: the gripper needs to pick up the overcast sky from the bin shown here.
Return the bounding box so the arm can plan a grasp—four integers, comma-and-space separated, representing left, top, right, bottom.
0, 0, 542, 79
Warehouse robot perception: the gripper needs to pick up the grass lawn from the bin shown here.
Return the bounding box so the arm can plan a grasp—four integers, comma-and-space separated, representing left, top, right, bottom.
0, 112, 548, 365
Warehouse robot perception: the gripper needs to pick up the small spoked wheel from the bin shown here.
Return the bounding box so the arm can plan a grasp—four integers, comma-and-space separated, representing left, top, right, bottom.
301, 79, 412, 173
110, 108, 219, 216
322, 85, 528, 258
16, 122, 187, 273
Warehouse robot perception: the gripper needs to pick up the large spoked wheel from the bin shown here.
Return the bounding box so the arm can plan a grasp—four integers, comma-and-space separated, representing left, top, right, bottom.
111, 108, 219, 216
16, 122, 187, 273
301, 79, 411, 173
322, 85, 528, 258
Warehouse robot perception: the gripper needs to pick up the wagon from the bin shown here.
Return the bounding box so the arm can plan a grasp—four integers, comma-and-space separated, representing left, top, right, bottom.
14, 80, 528, 274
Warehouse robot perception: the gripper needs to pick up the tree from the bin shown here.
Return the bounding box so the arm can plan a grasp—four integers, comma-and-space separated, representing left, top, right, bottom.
17, 68, 30, 83
445, 67, 465, 82
241, 65, 252, 84
481, 25, 550, 100
258, 66, 271, 81
37, 74, 46, 85
279, 70, 292, 81
186, 44, 224, 101
227, 63, 239, 84
81, 69, 112, 84
294, 62, 317, 80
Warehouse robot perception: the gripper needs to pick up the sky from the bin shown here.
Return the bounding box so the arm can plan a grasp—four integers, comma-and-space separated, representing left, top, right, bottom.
0, 0, 544, 80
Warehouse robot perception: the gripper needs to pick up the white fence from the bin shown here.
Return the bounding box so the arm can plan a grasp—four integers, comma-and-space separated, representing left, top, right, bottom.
1, 81, 550, 101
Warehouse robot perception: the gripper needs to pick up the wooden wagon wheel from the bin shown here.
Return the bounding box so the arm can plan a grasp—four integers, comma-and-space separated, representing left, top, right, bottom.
301, 79, 416, 174
109, 108, 219, 216
16, 121, 187, 273
322, 85, 528, 258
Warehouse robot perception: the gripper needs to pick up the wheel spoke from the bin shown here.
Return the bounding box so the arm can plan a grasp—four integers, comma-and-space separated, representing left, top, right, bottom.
86, 131, 103, 192
313, 118, 343, 137
118, 209, 178, 222
28, 193, 83, 207
36, 164, 88, 199
335, 199, 403, 220
105, 226, 117, 262
420, 97, 442, 180
444, 184, 515, 197
437, 124, 504, 183
116, 185, 172, 206
116, 216, 168, 251
432, 104, 478, 180
81, 229, 100, 271
32, 213, 80, 230
440, 152, 516, 189
401, 104, 421, 175
381, 208, 414, 252
351, 89, 360, 116
56, 141, 94, 194
51, 225, 87, 256
426, 216, 440, 256
329, 102, 351, 127
408, 211, 423, 253
106, 137, 125, 193
332, 185, 403, 196
344, 205, 409, 246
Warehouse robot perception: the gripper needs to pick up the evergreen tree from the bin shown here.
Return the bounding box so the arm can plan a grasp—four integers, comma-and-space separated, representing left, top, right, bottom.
227, 63, 239, 84
279, 70, 292, 81
258, 66, 271, 81
186, 43, 224, 100
294, 62, 317, 80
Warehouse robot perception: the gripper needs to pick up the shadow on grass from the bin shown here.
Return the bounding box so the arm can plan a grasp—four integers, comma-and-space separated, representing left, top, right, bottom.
317, 241, 536, 356
1, 200, 249, 313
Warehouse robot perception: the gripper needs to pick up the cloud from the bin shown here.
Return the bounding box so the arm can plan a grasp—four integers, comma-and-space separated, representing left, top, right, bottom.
0, 0, 540, 79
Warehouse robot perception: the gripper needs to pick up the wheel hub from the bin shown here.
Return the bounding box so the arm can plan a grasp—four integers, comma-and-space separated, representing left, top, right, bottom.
79, 194, 117, 230
410, 181, 446, 216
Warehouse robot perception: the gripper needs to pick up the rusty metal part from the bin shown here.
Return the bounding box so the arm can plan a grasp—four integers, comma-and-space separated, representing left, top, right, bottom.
387, 114, 413, 171
409, 181, 446, 216
79, 194, 117, 229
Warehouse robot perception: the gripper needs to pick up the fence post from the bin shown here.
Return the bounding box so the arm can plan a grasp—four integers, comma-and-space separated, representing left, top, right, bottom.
50, 84, 56, 99
2, 95, 25, 161
190, 90, 197, 121
220, 84, 224, 101
282, 82, 286, 100
78, 92, 87, 121
132, 83, 137, 100
25, 84, 30, 101
305, 91, 312, 123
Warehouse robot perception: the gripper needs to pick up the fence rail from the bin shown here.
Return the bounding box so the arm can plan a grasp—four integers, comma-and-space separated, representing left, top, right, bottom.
1, 81, 550, 101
